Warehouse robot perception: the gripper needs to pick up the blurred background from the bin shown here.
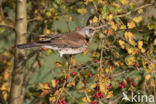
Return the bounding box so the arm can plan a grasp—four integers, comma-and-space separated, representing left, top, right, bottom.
0, 0, 155, 104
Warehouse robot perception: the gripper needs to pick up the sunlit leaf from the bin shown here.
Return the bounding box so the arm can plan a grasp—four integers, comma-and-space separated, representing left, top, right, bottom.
127, 21, 136, 29
133, 16, 142, 23
77, 8, 87, 15
125, 55, 135, 66
120, 0, 128, 5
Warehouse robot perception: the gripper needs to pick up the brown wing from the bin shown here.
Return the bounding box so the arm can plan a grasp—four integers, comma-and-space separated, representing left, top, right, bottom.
47, 32, 87, 48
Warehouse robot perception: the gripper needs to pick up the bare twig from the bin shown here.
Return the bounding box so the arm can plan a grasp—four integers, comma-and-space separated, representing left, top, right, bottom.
55, 81, 67, 104
116, 2, 155, 18
20, 54, 39, 104
108, 94, 123, 104
0, 24, 15, 29
84, 90, 91, 104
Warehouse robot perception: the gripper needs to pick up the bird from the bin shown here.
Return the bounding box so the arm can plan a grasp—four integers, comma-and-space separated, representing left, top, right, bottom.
17, 26, 96, 57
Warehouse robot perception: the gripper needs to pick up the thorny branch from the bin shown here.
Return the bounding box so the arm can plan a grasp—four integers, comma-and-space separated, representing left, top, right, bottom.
116, 2, 156, 18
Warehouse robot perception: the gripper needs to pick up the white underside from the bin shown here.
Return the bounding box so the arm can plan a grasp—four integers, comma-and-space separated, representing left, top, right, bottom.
41, 45, 87, 57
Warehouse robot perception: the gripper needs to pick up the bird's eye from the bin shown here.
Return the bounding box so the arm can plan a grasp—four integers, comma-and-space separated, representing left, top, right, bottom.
89, 29, 94, 33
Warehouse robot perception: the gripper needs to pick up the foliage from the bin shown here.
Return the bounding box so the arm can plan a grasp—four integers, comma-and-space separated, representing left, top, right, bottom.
0, 0, 156, 104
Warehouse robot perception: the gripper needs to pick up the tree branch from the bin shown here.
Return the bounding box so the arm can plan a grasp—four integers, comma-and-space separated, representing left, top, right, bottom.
116, 2, 156, 18
9, 0, 28, 104
0, 24, 15, 30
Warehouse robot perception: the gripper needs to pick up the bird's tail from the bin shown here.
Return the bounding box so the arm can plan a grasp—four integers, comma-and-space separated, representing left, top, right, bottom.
17, 43, 42, 49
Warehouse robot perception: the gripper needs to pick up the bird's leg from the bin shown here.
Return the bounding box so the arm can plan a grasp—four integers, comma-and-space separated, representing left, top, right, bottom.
68, 55, 73, 70
62, 55, 73, 74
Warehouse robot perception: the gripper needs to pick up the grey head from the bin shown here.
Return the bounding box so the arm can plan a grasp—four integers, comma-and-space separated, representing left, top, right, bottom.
77, 26, 95, 38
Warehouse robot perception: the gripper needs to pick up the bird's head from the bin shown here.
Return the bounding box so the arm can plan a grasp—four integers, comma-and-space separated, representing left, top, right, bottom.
77, 26, 95, 38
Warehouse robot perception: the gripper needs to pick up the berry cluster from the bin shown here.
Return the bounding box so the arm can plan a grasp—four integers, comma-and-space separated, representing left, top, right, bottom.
119, 82, 126, 88
91, 101, 98, 104
57, 99, 66, 104
94, 91, 104, 99
71, 72, 77, 76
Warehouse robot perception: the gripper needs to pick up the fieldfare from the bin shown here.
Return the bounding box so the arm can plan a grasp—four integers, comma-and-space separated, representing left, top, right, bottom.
17, 26, 96, 57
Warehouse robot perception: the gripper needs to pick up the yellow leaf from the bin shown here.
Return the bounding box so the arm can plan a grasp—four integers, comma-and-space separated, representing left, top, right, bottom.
51, 80, 56, 88
150, 79, 155, 87
120, 0, 128, 5
112, 2, 121, 8
109, 65, 114, 73
127, 47, 135, 55
153, 39, 156, 45
148, 63, 155, 70
106, 14, 113, 21
77, 8, 87, 15
46, 12, 51, 17
39, 83, 50, 89
105, 67, 109, 73
82, 97, 87, 102
89, 19, 93, 24
106, 91, 113, 98
90, 83, 96, 89
37, 15, 42, 21
138, 9, 143, 14
129, 39, 137, 46
69, 16, 73, 22
125, 32, 134, 39
46, 29, 51, 34
83, 48, 89, 55
133, 16, 142, 23
114, 61, 120, 66
71, 57, 76, 66
92, 51, 98, 57
108, 21, 117, 31
0, 82, 10, 91
34, 10, 38, 14
49, 96, 57, 102
118, 40, 125, 49
125, 56, 135, 66
93, 16, 98, 23
127, 21, 136, 29
55, 62, 62, 67
141, 48, 146, 53
130, 2, 135, 8
138, 40, 143, 49
4, 69, 11, 80
147, 24, 156, 30
145, 74, 151, 80
46, 49, 52, 54
120, 25, 126, 30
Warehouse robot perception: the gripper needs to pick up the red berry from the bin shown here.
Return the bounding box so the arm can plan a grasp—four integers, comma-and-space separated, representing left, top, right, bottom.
71, 72, 77, 76
122, 82, 126, 86
62, 78, 66, 82
134, 62, 138, 67
95, 60, 99, 64
100, 94, 104, 98
62, 100, 66, 104
56, 80, 60, 84
99, 91, 102, 95
103, 61, 106, 65
107, 85, 112, 89
66, 75, 69, 79
132, 82, 137, 87
91, 101, 98, 104
94, 93, 100, 99
89, 73, 92, 77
